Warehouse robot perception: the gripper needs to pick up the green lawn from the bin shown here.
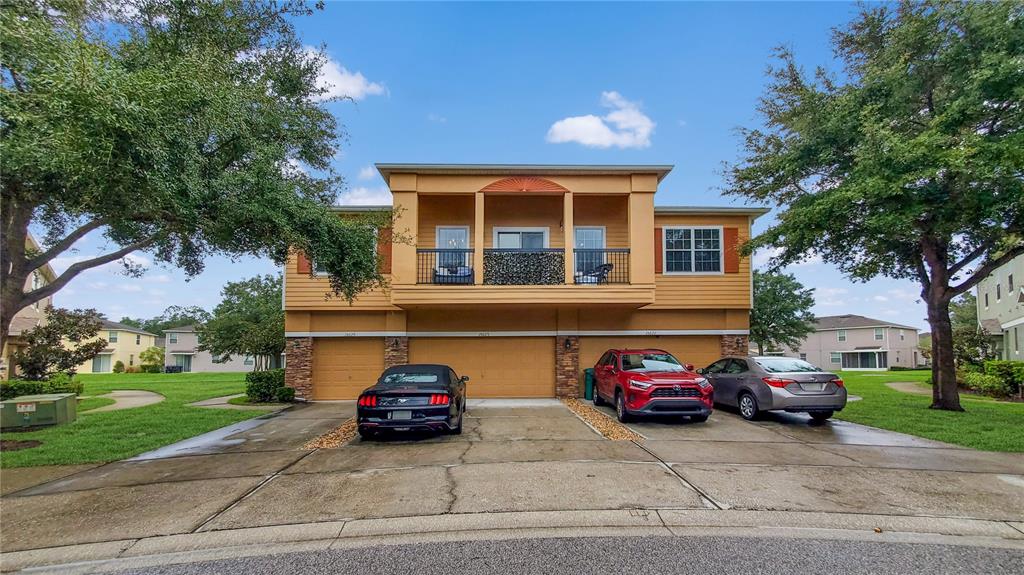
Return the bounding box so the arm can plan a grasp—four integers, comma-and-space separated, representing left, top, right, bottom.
1, 372, 271, 468
836, 370, 1024, 452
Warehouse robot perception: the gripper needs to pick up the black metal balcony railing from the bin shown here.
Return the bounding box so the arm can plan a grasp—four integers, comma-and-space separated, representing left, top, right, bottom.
484, 249, 565, 285
417, 249, 474, 284
573, 249, 630, 285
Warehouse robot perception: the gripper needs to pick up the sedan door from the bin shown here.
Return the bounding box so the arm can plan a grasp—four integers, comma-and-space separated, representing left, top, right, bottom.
703, 359, 734, 406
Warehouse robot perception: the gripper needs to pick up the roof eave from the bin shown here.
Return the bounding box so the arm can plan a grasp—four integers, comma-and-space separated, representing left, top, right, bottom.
375, 163, 675, 183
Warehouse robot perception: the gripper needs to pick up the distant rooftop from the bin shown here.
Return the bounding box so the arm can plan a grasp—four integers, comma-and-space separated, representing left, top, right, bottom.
814, 314, 918, 332
101, 319, 157, 337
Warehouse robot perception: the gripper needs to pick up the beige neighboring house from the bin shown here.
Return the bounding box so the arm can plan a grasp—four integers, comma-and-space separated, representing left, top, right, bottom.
75, 320, 158, 373
777, 314, 922, 371
976, 253, 1024, 360
163, 325, 256, 373
2, 235, 58, 380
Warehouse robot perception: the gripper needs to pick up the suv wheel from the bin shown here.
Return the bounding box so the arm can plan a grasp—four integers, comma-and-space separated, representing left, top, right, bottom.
615, 391, 632, 423
809, 410, 833, 424
592, 386, 604, 406
738, 392, 759, 421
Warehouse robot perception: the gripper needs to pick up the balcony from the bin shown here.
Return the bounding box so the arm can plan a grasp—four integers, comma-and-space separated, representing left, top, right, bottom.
483, 249, 564, 285
417, 249, 475, 285
573, 249, 629, 285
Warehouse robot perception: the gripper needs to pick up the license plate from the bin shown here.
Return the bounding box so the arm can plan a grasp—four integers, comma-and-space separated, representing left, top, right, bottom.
800, 383, 824, 391
390, 410, 412, 420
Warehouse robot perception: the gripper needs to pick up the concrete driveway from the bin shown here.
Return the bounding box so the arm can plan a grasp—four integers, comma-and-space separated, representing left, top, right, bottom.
2, 399, 1023, 568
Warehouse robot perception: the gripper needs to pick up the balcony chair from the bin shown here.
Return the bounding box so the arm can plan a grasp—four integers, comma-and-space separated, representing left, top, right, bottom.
575, 263, 614, 285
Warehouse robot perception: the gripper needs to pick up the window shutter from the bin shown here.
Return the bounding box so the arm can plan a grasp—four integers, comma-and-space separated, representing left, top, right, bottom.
723, 227, 740, 273
296, 252, 311, 274
378, 228, 393, 274
654, 227, 663, 274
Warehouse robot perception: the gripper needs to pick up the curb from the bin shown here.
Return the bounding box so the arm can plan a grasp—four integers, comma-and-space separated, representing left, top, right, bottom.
4, 508, 1023, 573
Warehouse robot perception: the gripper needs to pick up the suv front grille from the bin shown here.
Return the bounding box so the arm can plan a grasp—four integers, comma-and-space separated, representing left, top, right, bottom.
651, 387, 699, 398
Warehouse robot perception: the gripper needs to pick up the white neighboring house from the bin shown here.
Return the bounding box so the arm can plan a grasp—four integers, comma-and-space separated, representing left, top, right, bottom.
975, 253, 1024, 360
163, 325, 256, 373
773, 314, 922, 371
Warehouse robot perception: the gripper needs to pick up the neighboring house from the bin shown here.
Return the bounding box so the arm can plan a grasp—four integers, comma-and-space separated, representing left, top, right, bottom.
779, 314, 921, 370
74, 320, 158, 373
976, 253, 1024, 360
1, 235, 57, 380
283, 163, 767, 400
163, 325, 257, 373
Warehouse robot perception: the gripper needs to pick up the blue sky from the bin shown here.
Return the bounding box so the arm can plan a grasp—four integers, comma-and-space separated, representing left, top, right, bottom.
48, 2, 929, 330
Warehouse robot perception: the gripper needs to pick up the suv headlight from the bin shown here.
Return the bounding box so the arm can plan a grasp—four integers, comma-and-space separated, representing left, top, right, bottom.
694, 377, 711, 389
629, 379, 652, 390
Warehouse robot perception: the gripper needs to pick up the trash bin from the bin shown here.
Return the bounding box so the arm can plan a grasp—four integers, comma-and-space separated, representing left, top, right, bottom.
583, 368, 595, 400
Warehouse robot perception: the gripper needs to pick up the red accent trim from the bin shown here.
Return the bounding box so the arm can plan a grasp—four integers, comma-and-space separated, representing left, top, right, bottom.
378, 228, 393, 274
297, 252, 312, 274
654, 227, 663, 274
723, 227, 740, 273
480, 177, 569, 193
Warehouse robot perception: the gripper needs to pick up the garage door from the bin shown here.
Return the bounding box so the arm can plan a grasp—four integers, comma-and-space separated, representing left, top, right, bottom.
409, 337, 555, 398
312, 338, 384, 400
580, 336, 722, 376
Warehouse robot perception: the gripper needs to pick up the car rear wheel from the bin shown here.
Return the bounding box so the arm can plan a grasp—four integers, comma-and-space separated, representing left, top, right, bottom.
592, 386, 604, 406
738, 392, 759, 421
809, 410, 833, 424
615, 392, 632, 423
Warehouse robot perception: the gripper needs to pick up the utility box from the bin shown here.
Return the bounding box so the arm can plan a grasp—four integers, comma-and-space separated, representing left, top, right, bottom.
0, 393, 77, 429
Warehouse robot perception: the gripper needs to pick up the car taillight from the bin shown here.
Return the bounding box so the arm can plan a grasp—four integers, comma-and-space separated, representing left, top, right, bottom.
762, 377, 795, 388
429, 394, 450, 406
358, 395, 377, 407
831, 378, 844, 388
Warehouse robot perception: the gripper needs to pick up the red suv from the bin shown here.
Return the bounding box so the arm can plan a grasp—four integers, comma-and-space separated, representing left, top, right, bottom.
592, 348, 713, 423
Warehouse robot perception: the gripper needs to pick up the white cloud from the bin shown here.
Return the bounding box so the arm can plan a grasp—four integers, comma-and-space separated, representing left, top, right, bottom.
337, 185, 392, 206
752, 247, 821, 269
427, 113, 447, 123
307, 48, 385, 101
116, 284, 143, 293
147, 288, 167, 297
146, 274, 172, 284
817, 287, 849, 307
873, 295, 889, 302
357, 165, 376, 181
546, 91, 655, 149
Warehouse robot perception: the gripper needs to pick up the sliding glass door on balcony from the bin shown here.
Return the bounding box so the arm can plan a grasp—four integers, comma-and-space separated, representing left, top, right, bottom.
436, 226, 470, 267
495, 229, 547, 249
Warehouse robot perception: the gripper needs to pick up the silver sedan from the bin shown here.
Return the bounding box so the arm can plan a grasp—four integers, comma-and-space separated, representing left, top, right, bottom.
699, 356, 847, 423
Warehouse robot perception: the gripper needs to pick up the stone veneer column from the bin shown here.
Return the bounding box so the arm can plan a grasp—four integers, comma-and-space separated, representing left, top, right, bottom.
384, 336, 409, 369
285, 337, 313, 400
720, 335, 750, 357
555, 335, 580, 398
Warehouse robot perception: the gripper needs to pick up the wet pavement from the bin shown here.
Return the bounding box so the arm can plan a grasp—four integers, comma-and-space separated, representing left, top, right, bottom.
2, 400, 1023, 554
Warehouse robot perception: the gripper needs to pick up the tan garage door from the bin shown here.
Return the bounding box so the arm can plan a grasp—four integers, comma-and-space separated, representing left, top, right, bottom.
312, 338, 384, 400
409, 337, 555, 398
580, 336, 722, 376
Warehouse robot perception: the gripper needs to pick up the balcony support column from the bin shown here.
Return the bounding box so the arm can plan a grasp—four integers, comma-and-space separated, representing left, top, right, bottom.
563, 191, 574, 285
474, 192, 485, 285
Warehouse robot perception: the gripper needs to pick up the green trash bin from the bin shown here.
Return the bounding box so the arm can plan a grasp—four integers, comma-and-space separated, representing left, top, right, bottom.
583, 368, 595, 400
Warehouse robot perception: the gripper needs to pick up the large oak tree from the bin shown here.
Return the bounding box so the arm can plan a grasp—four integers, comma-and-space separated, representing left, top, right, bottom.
1, 0, 388, 353
726, 1, 1023, 410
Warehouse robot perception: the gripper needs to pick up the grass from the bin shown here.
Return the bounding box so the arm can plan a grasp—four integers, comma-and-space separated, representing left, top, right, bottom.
0, 372, 271, 468
836, 370, 1024, 452
76, 396, 116, 412
227, 396, 283, 406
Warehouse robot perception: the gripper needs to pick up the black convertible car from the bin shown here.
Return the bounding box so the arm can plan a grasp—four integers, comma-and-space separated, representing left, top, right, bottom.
356, 364, 468, 439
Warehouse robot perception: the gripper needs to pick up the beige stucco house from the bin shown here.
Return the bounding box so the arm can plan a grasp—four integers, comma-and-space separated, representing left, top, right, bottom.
163, 325, 257, 373
74, 320, 159, 373
777, 314, 921, 370
976, 253, 1024, 360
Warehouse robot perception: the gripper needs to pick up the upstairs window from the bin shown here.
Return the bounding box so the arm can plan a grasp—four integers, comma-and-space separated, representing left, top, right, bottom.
135, 334, 141, 345
663, 227, 721, 273
997, 283, 1002, 301
985, 292, 989, 307
837, 330, 847, 342
874, 328, 884, 341
1009, 274, 1015, 293
169, 333, 178, 344
108, 331, 118, 343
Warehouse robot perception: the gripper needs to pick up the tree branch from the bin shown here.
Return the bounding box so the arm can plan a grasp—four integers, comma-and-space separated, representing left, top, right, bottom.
948, 241, 991, 277
949, 244, 1024, 296
25, 218, 108, 274
18, 237, 158, 310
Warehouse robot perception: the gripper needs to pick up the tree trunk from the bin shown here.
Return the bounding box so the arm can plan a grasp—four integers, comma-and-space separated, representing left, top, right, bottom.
926, 295, 962, 411
757, 342, 764, 355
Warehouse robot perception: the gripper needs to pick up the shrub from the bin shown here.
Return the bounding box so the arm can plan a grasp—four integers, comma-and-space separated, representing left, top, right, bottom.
963, 372, 1011, 397
45, 373, 84, 396
125, 366, 140, 373
959, 363, 984, 374
983, 360, 1024, 395
888, 366, 920, 371
140, 364, 163, 373
275, 386, 296, 403
113, 360, 125, 373
245, 369, 285, 402
0, 374, 83, 400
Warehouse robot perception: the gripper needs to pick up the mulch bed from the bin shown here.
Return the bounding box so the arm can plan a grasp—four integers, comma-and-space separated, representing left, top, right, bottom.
0, 439, 42, 452
302, 418, 357, 449
562, 398, 643, 441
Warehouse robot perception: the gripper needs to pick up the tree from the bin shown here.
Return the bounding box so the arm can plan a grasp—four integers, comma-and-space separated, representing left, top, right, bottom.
949, 293, 979, 332
139, 345, 164, 368
12, 307, 107, 380
750, 271, 817, 356
1, 0, 390, 355
952, 325, 997, 367
120, 305, 211, 336
198, 274, 284, 370
725, 1, 1023, 411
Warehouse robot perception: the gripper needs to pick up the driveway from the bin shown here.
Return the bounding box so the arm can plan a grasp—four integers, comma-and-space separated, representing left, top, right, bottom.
2, 400, 1023, 567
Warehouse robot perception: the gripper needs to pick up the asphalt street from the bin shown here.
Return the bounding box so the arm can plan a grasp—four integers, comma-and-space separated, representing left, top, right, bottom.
112, 536, 1024, 575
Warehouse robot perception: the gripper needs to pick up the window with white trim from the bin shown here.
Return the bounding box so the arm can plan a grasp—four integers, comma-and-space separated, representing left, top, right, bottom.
799, 353, 807, 361
108, 331, 118, 343
837, 330, 846, 342
830, 352, 841, 364
899, 329, 905, 341
169, 333, 178, 344
663, 227, 721, 273
997, 282, 1002, 301
874, 328, 884, 341
494, 227, 548, 249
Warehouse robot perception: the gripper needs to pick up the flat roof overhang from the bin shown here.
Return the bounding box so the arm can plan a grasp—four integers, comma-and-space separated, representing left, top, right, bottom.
376, 163, 674, 182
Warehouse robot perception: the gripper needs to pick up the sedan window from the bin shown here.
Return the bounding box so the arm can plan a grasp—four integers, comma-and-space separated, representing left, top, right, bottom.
755, 358, 821, 373
380, 373, 440, 386
725, 359, 747, 374
621, 353, 684, 372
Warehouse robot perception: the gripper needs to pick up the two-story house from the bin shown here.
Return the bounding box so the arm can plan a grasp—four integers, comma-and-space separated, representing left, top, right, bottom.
1, 235, 58, 380
976, 253, 1024, 360
283, 164, 767, 400
777, 314, 921, 370
163, 325, 258, 372
75, 320, 158, 373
